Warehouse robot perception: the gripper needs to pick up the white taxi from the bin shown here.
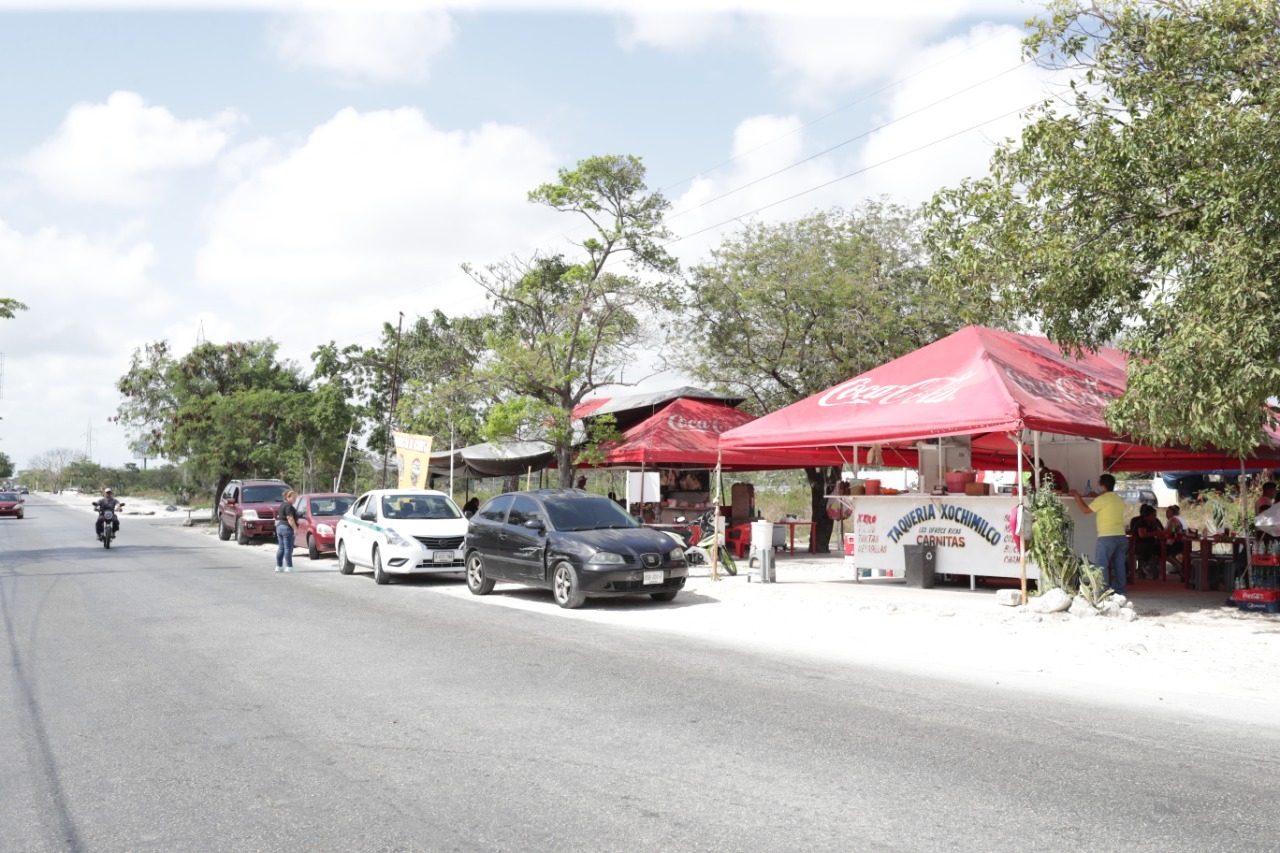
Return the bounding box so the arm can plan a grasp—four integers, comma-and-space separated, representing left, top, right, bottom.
335, 489, 468, 584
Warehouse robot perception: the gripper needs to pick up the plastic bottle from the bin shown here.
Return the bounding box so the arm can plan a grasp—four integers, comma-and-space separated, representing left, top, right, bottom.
1085, 479, 1093, 495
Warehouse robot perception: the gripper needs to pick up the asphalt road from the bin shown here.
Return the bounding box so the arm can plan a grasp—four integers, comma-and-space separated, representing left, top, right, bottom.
3, 495, 1278, 853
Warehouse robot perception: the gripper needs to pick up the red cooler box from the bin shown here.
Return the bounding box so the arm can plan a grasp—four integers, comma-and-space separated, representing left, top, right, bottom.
844, 533, 856, 556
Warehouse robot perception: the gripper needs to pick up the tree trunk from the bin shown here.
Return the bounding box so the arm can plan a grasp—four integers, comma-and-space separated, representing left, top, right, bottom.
211, 474, 231, 523
806, 466, 841, 553
557, 446, 575, 489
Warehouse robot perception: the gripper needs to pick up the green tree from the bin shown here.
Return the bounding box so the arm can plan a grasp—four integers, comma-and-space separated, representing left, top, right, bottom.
0, 451, 14, 481
926, 0, 1280, 458
672, 203, 977, 550
115, 340, 318, 515
389, 310, 494, 451
462, 154, 677, 486
0, 298, 26, 319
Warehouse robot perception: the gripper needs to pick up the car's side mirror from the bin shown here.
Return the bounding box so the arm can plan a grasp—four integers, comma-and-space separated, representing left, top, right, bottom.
524, 518, 545, 531
225, 497, 237, 506
361, 511, 377, 522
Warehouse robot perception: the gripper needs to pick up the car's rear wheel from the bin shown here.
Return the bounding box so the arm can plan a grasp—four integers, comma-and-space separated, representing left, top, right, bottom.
372, 546, 391, 585
217, 516, 231, 541
552, 561, 585, 609
650, 591, 678, 602
307, 535, 319, 560
236, 519, 249, 545
465, 552, 495, 595
337, 541, 354, 575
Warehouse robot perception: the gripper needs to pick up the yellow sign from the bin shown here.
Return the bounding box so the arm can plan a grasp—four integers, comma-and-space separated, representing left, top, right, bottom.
392, 431, 434, 490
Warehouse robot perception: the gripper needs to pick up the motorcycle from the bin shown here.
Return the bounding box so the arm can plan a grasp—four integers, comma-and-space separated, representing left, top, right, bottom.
93, 501, 122, 549
664, 509, 737, 576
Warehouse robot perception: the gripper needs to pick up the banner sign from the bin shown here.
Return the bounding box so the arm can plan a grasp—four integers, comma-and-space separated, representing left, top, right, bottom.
851, 495, 1034, 580
393, 432, 433, 490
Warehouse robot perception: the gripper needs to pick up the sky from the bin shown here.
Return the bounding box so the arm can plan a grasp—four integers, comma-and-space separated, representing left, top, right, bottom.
0, 0, 1060, 470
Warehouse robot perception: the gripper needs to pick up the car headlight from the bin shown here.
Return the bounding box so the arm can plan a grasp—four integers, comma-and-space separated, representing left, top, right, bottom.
382, 527, 412, 547
241, 510, 259, 520
667, 546, 685, 562
587, 551, 626, 565
316, 523, 334, 536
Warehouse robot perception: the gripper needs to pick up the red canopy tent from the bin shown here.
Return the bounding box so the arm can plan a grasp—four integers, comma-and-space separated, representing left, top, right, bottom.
585, 396, 846, 471
718, 325, 1280, 471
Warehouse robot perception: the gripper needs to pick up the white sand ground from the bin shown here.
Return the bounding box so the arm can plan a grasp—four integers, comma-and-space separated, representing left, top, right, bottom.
46, 490, 1280, 728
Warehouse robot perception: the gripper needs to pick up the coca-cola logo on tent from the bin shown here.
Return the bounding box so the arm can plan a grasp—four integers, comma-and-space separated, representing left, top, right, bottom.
666, 414, 738, 434
1000, 365, 1117, 408
817, 371, 976, 407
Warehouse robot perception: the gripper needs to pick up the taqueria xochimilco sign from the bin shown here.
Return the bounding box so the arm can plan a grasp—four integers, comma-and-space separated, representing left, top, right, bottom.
850, 496, 1033, 580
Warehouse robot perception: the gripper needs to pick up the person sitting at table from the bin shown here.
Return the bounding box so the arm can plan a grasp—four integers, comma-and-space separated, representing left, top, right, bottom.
1129, 503, 1163, 580
1163, 505, 1188, 577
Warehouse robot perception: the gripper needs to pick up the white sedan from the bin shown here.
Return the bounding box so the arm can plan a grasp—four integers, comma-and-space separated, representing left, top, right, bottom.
335, 489, 469, 585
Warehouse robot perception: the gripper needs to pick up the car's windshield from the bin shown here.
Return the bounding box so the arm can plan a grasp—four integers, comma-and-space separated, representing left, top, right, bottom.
310, 497, 353, 516
381, 494, 462, 520
243, 485, 288, 503
0, 493, 17, 501
544, 496, 640, 531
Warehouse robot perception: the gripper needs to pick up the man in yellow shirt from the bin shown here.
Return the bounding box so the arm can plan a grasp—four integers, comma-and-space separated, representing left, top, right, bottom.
1070, 473, 1128, 594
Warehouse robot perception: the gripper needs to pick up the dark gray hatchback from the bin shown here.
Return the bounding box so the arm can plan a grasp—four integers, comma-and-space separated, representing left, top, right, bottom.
464, 489, 689, 608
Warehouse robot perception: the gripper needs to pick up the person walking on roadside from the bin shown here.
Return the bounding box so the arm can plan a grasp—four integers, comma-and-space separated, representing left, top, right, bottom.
1069, 474, 1128, 594
276, 489, 299, 573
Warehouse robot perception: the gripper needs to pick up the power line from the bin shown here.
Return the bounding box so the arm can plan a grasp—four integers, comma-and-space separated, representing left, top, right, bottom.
660, 101, 1038, 249
655, 25, 1016, 198
663, 60, 1031, 223
326, 44, 1044, 330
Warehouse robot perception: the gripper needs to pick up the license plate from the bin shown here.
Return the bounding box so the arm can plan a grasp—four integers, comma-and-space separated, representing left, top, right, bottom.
434, 551, 457, 563
643, 570, 663, 585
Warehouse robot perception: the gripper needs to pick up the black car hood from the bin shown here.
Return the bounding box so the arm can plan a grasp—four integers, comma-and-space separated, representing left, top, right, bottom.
555, 527, 675, 554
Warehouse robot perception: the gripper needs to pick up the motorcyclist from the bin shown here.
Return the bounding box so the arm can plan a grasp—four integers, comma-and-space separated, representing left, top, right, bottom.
93, 488, 124, 540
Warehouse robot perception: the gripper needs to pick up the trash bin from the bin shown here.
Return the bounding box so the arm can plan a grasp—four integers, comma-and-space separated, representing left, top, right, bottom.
750, 520, 776, 583
903, 544, 936, 589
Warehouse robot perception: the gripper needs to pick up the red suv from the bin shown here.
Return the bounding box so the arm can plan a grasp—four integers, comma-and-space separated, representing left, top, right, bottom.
217, 479, 292, 545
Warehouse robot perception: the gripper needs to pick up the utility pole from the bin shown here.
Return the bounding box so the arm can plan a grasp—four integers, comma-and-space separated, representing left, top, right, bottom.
380, 312, 405, 489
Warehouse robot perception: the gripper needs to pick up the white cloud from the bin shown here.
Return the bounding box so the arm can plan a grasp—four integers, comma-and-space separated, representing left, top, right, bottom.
852, 24, 1060, 204
617, 11, 733, 51
22, 91, 238, 206
196, 106, 565, 353
756, 15, 945, 100
662, 113, 853, 264
0, 219, 160, 466
618, 2, 1031, 102
659, 23, 1060, 263
217, 138, 277, 183
269, 8, 456, 83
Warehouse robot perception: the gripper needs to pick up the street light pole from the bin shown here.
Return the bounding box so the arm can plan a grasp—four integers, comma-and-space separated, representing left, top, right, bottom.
380, 312, 405, 489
